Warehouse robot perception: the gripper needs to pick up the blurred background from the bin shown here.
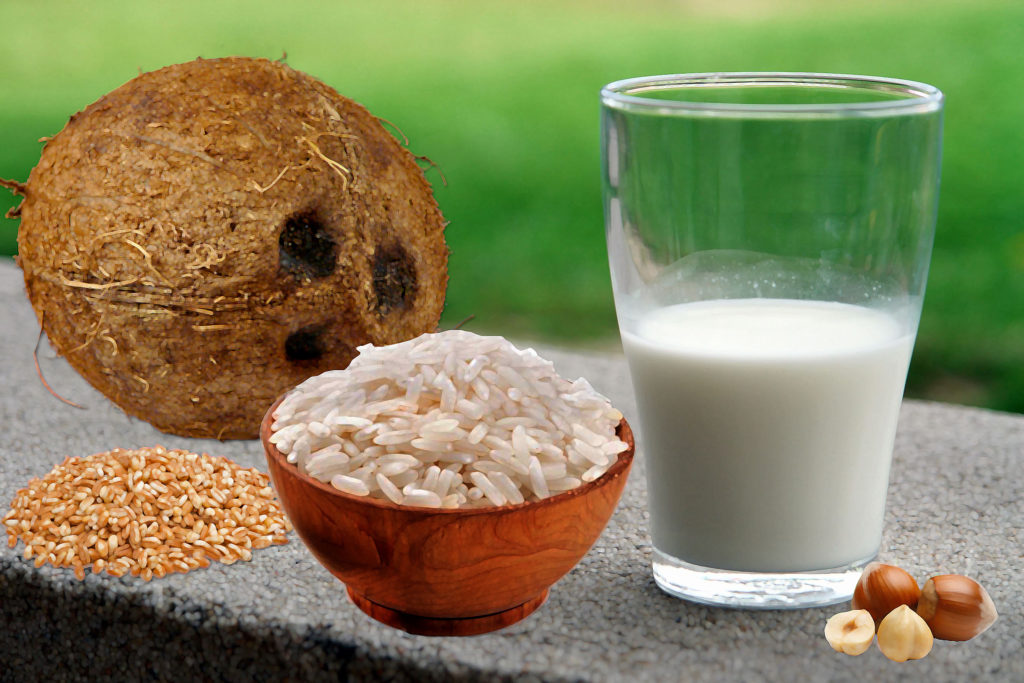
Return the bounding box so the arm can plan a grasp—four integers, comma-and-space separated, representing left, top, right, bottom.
1, 0, 1021, 413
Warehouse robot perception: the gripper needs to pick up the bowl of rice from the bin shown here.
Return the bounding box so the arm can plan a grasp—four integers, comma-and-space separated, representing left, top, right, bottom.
260, 330, 634, 636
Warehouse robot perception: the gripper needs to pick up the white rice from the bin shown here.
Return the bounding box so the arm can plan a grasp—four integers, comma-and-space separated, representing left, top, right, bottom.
271, 330, 626, 508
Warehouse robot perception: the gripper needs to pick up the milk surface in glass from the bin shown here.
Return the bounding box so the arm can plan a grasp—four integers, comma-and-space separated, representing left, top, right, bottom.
621, 298, 914, 572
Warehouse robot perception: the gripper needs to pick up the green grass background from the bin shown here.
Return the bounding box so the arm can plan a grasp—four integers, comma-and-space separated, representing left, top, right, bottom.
1, 0, 1021, 412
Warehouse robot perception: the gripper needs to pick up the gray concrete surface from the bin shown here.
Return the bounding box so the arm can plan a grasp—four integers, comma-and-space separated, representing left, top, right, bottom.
0, 259, 1021, 682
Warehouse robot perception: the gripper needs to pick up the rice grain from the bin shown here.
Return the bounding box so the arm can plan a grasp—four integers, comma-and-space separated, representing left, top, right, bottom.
271, 331, 626, 508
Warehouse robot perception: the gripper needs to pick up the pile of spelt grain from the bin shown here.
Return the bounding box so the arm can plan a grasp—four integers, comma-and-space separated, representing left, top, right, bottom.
2, 446, 291, 581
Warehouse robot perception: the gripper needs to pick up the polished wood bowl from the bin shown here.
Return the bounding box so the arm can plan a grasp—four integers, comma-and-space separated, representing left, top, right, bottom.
261, 396, 635, 636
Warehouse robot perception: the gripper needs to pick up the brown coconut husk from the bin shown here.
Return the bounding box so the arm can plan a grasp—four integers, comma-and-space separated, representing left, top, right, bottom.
7, 57, 448, 439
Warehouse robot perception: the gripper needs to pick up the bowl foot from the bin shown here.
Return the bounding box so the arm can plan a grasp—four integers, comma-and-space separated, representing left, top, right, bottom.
346, 587, 549, 636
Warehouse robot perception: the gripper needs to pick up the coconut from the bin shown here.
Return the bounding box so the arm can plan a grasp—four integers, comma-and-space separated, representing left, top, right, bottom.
4, 57, 448, 439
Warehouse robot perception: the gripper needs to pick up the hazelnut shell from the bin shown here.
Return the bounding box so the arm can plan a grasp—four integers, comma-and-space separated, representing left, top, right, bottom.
916, 574, 998, 641
852, 562, 921, 624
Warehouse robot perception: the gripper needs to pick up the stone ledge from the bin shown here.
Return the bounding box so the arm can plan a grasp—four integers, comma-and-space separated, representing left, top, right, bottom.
1, 259, 1020, 682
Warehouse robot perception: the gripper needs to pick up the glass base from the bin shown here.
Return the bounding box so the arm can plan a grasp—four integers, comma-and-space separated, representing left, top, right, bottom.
652, 549, 873, 609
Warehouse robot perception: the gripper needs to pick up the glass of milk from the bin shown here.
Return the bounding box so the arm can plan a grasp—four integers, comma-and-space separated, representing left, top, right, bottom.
601, 73, 943, 608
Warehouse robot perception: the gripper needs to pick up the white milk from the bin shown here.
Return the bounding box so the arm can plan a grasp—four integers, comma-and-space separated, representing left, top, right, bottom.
621, 298, 914, 572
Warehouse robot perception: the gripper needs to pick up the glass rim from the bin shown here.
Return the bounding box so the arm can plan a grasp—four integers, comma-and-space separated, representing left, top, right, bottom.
601, 72, 944, 118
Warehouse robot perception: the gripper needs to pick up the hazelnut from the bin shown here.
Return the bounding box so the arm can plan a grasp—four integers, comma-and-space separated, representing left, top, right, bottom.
824, 609, 875, 656
876, 604, 934, 662
916, 574, 998, 641
852, 562, 922, 624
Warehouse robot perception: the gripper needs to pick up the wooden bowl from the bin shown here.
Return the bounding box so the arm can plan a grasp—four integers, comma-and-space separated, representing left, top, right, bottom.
260, 396, 634, 636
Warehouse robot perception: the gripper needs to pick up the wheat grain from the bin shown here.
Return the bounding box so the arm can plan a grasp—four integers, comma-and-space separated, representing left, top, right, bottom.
2, 446, 292, 580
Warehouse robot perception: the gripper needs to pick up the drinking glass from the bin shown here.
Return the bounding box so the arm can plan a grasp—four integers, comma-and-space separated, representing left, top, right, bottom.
601, 73, 943, 608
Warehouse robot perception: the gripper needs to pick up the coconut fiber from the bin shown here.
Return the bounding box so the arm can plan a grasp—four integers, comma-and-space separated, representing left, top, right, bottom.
4, 56, 448, 438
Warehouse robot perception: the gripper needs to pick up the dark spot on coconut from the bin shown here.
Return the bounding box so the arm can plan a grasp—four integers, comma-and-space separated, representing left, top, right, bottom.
228, 221, 237, 232
372, 242, 417, 315
285, 325, 326, 362
279, 210, 337, 279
